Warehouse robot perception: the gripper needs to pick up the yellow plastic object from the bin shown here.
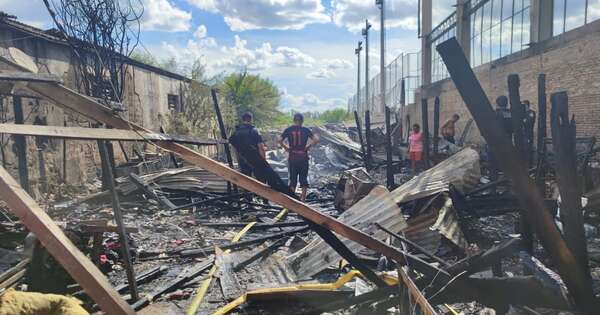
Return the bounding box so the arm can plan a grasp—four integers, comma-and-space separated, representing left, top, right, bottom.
0, 289, 89, 315
213, 271, 399, 315
187, 209, 287, 315
445, 304, 460, 315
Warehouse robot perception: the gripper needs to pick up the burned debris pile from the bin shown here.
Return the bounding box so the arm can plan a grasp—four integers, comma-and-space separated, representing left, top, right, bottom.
1, 41, 600, 315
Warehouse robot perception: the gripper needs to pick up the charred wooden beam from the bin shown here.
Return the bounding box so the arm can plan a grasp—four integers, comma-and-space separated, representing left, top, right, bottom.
421, 98, 430, 168
353, 111, 368, 170
433, 96, 440, 155
199, 221, 307, 229
12, 95, 29, 193
430, 276, 571, 311
436, 37, 600, 312
508, 74, 534, 254
446, 238, 521, 276
365, 110, 373, 170
99, 141, 139, 301
551, 92, 591, 280
385, 106, 394, 189
211, 88, 236, 193
132, 258, 214, 310
171, 192, 252, 211
376, 223, 449, 267
128, 173, 176, 210
232, 238, 287, 272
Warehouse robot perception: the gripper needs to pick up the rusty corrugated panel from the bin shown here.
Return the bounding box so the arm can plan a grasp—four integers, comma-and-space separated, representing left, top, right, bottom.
390, 148, 481, 204
286, 186, 407, 279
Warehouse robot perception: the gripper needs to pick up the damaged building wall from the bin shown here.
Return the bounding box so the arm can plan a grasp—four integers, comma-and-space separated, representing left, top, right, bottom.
0, 16, 213, 198
406, 19, 600, 146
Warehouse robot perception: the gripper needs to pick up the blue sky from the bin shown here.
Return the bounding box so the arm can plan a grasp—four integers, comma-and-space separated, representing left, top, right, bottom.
0, 0, 455, 112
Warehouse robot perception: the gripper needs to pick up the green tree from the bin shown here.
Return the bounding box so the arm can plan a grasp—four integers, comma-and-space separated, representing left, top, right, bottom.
318, 108, 351, 123
220, 72, 280, 127
130, 50, 158, 67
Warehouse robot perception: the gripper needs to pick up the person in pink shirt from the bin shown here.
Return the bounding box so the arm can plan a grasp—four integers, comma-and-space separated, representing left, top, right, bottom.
408, 124, 423, 172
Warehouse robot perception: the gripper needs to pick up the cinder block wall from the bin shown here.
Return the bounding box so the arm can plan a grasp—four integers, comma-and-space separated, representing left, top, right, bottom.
407, 20, 600, 147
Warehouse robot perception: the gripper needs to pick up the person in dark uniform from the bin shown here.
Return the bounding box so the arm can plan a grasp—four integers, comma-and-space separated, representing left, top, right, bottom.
279, 113, 319, 201
489, 96, 513, 184
522, 100, 537, 166
230, 112, 266, 182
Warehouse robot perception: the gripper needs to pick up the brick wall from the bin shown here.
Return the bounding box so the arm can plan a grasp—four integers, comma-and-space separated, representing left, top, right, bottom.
406, 21, 600, 147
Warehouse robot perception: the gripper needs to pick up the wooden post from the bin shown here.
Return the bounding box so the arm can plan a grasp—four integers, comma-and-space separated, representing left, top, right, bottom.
405, 114, 411, 143
98, 141, 139, 301
0, 165, 134, 314
508, 74, 534, 254
210, 89, 235, 193
62, 117, 67, 183
437, 38, 600, 312
536, 74, 547, 191
433, 97, 440, 155
12, 95, 29, 192
385, 106, 394, 188
364, 110, 372, 170
551, 92, 591, 280
421, 98, 430, 169
160, 126, 178, 168
353, 111, 368, 169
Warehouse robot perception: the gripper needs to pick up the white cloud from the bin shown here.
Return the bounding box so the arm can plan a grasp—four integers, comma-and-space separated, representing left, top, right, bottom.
275, 47, 315, 67
332, 0, 455, 33
332, 0, 418, 32
281, 90, 346, 112
141, 0, 192, 32
214, 35, 315, 71
324, 58, 353, 70
187, 0, 330, 31
307, 68, 335, 79
160, 35, 313, 75
194, 25, 207, 38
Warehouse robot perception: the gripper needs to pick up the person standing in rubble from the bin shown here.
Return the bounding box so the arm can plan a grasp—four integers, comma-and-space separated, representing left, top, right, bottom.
231, 112, 267, 183
279, 113, 319, 201
408, 124, 423, 173
441, 114, 460, 144
523, 100, 537, 166
489, 96, 513, 183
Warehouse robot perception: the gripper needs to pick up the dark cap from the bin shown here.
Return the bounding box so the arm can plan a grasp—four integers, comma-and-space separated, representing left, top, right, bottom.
293, 113, 304, 122
241, 112, 253, 122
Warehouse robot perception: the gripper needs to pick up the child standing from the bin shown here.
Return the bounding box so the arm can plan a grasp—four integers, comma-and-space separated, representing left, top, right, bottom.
408, 124, 423, 172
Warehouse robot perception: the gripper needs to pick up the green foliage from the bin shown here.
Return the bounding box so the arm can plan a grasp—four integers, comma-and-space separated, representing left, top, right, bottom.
220, 72, 280, 127
130, 50, 158, 66
318, 108, 351, 123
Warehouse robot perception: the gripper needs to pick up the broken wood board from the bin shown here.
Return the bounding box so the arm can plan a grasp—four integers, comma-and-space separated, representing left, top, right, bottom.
0, 123, 222, 146
0, 165, 134, 315
287, 185, 407, 279
390, 148, 481, 204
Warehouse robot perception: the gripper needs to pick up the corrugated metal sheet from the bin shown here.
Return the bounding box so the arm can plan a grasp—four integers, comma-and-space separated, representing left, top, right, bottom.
390, 148, 481, 204
286, 186, 407, 279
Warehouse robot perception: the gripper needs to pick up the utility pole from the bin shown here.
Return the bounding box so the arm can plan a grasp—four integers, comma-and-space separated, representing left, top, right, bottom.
377, 0, 386, 113
355, 41, 363, 113
362, 20, 372, 113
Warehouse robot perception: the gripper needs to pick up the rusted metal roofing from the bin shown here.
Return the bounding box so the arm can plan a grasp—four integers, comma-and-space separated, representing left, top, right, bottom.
286, 185, 407, 279
390, 148, 481, 204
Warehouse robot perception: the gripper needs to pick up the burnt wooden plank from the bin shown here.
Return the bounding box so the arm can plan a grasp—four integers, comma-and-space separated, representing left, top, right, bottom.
551, 92, 591, 278
0, 165, 134, 314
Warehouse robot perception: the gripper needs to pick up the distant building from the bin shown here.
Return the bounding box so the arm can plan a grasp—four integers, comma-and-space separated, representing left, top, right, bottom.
0, 13, 198, 196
